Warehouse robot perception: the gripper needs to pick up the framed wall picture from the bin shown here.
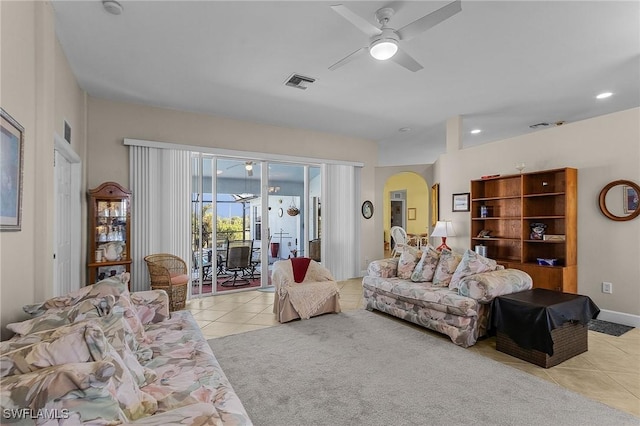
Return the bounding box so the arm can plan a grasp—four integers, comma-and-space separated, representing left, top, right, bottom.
623, 185, 639, 213
431, 183, 439, 227
452, 193, 470, 212
408, 208, 416, 220
361, 200, 373, 219
1, 108, 24, 231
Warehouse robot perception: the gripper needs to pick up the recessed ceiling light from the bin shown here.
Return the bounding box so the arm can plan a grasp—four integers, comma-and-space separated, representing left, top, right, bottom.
596, 92, 613, 99
470, 129, 482, 134
399, 127, 411, 133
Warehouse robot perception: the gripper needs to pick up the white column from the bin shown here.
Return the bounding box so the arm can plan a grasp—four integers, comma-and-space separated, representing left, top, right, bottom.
446, 115, 463, 153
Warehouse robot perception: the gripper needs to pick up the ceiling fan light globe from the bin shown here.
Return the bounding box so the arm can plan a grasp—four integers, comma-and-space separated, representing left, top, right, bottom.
370, 39, 398, 60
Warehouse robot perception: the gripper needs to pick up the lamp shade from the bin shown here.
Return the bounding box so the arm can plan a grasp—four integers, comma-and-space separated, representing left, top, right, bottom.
431, 221, 456, 238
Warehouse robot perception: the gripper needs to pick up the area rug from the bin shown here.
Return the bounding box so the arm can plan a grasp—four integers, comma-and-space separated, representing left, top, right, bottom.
209, 310, 638, 426
589, 319, 634, 336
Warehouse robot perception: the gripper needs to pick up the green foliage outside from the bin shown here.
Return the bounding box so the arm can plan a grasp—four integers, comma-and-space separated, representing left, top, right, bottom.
216, 216, 245, 241
192, 204, 247, 250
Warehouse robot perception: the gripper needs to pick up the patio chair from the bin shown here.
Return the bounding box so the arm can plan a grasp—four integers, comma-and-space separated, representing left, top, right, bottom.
192, 249, 212, 283
220, 241, 252, 287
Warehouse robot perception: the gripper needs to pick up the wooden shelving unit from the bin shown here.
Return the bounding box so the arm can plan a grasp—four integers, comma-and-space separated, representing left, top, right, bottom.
470, 168, 577, 293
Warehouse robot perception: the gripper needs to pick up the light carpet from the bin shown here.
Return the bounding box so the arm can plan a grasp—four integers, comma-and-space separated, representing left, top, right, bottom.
209, 310, 638, 426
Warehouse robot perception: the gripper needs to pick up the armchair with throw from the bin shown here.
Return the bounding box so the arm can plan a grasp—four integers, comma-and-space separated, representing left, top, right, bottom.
271, 258, 341, 323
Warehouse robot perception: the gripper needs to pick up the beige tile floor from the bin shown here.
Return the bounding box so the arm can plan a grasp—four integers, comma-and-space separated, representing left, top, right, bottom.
187, 278, 640, 418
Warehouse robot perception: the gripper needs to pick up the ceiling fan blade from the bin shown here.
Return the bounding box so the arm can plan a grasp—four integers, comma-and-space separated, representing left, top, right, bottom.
330, 4, 382, 38
329, 47, 367, 71
395, 0, 462, 41
390, 48, 424, 72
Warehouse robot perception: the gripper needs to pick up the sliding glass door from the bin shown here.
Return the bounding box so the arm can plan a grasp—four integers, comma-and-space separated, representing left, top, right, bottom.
216, 159, 261, 292
191, 155, 322, 297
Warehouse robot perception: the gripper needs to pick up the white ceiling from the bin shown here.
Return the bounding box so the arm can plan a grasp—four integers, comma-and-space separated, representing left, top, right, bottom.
51, 1, 640, 165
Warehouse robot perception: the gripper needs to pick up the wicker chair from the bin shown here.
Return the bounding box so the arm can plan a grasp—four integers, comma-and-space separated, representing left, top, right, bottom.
144, 253, 189, 311
390, 226, 408, 257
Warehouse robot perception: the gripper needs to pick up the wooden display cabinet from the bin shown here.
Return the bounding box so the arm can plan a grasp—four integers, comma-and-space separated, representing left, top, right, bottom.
87, 182, 132, 285
470, 168, 577, 293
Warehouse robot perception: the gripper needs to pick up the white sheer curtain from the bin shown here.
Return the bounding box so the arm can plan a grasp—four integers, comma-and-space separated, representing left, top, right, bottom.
323, 164, 357, 281
129, 146, 191, 292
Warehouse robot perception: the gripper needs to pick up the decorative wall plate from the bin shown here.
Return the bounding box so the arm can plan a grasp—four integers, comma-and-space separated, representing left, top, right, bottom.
361, 200, 374, 219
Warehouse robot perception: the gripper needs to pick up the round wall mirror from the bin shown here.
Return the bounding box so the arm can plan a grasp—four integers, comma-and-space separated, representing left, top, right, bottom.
598, 180, 640, 221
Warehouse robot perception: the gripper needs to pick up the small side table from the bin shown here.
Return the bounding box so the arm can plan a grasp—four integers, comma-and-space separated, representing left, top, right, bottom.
491, 289, 600, 368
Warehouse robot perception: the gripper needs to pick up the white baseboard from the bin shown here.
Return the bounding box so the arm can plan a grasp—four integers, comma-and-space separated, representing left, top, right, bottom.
596, 309, 640, 328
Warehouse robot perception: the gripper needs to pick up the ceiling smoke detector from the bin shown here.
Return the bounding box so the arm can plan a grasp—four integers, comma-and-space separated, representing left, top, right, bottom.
103, 0, 123, 15
284, 73, 316, 90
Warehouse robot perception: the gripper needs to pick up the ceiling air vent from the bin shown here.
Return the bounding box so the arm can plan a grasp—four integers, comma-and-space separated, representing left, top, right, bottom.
284, 73, 316, 90
529, 121, 566, 129
529, 122, 550, 129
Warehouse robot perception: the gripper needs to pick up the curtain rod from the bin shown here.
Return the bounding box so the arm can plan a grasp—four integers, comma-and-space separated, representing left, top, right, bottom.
124, 138, 364, 168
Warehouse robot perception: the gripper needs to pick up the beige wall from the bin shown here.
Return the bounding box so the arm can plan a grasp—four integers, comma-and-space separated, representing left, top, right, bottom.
55, 40, 87, 161
86, 97, 379, 279
432, 108, 640, 321
0, 0, 38, 339
1, 2, 87, 339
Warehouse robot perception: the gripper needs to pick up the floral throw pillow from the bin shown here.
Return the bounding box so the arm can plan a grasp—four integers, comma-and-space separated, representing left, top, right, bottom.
7, 297, 115, 336
432, 249, 463, 287
397, 245, 422, 279
23, 274, 130, 317
448, 249, 501, 290
410, 245, 440, 282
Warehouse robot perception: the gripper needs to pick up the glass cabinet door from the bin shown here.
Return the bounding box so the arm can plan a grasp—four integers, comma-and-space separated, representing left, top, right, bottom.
88, 182, 132, 285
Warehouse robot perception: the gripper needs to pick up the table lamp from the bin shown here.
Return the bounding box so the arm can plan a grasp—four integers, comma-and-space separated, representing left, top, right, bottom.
431, 220, 456, 251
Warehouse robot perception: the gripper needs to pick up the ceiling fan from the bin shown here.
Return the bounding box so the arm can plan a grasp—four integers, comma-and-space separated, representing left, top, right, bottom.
329, 0, 462, 72
226, 161, 255, 177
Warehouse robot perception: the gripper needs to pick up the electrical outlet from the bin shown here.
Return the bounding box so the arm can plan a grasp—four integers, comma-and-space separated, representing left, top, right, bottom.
602, 282, 613, 294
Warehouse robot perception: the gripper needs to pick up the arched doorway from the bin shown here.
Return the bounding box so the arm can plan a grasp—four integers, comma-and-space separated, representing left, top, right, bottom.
383, 172, 430, 252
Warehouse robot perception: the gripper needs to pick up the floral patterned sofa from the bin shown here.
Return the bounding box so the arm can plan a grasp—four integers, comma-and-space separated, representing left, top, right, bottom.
0, 274, 252, 425
363, 246, 533, 347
